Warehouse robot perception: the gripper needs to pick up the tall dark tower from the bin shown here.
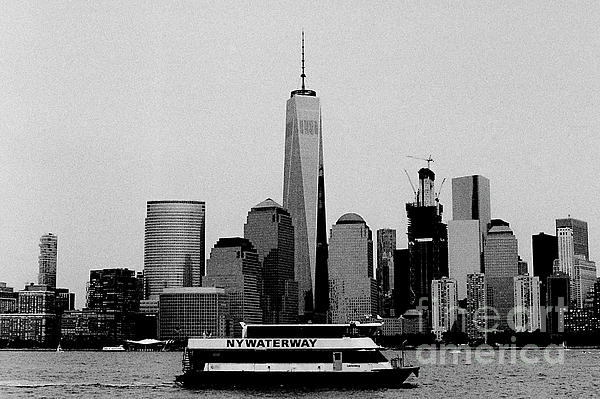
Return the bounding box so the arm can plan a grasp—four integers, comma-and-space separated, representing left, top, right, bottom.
314, 163, 329, 322
405, 167, 448, 325
532, 232, 558, 307
282, 32, 327, 319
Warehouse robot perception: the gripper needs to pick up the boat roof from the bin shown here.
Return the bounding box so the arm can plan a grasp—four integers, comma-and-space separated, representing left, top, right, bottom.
187, 337, 380, 351
241, 322, 382, 338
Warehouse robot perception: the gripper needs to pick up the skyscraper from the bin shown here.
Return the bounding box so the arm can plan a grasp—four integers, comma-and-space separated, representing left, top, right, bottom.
449, 175, 491, 279
282, 34, 327, 317
143, 200, 205, 299
431, 277, 458, 340
448, 220, 480, 300
38, 233, 58, 288
87, 269, 141, 314
532, 232, 558, 306
376, 229, 396, 316
466, 273, 486, 341
393, 249, 412, 316
328, 213, 378, 323
546, 272, 570, 334
513, 275, 541, 332
484, 219, 519, 331
405, 167, 448, 316
87, 268, 141, 340
203, 238, 261, 337
451, 175, 491, 245
572, 256, 597, 308
244, 199, 298, 324
556, 218, 589, 261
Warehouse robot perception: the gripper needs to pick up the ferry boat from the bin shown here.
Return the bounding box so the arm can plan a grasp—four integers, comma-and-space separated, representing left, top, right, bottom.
176, 322, 419, 388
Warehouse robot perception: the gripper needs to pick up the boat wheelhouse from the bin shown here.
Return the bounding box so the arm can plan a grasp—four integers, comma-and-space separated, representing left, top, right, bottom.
176, 322, 419, 388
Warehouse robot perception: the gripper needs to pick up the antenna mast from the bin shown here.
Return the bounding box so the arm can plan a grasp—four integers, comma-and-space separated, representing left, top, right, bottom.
301, 31, 306, 90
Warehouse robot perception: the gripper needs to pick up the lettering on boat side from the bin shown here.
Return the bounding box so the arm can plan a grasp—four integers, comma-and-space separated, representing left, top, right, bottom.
225, 339, 318, 348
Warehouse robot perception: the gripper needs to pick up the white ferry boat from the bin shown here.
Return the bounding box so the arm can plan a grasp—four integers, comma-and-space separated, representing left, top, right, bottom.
176, 322, 419, 388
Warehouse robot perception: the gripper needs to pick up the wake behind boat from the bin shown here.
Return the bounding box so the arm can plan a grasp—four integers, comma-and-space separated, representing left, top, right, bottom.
176, 322, 419, 388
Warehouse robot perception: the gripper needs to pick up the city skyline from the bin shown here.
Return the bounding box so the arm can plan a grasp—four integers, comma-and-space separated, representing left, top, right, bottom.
2, 3, 600, 308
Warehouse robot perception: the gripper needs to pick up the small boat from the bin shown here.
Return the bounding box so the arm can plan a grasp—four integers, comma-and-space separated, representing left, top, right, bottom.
102, 345, 126, 351
176, 322, 419, 388
56, 343, 63, 352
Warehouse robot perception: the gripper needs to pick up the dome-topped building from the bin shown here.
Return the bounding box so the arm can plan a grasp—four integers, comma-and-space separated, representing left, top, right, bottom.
336, 213, 365, 224
329, 213, 378, 323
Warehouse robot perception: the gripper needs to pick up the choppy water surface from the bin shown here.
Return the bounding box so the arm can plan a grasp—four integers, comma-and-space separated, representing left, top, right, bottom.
0, 349, 598, 398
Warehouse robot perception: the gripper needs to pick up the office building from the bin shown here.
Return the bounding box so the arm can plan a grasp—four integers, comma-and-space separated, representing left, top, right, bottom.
203, 238, 261, 336
0, 284, 58, 345
38, 233, 58, 288
484, 220, 519, 331
466, 273, 486, 341
87, 268, 141, 313
532, 232, 558, 306
377, 229, 396, 316
86, 268, 141, 340
556, 218, 589, 261
572, 256, 597, 308
328, 213, 378, 323
448, 219, 480, 300
451, 175, 491, 273
451, 175, 491, 239
518, 257, 529, 276
431, 278, 458, 340
244, 199, 298, 324
513, 275, 541, 332
144, 200, 205, 299
55, 288, 75, 315
0, 283, 18, 313
406, 167, 448, 319
393, 249, 412, 317
546, 272, 570, 334
158, 287, 229, 340
282, 35, 328, 316
19, 284, 56, 314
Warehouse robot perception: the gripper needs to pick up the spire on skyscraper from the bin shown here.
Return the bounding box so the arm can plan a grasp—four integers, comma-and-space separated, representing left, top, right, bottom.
291, 31, 316, 97
301, 30, 306, 90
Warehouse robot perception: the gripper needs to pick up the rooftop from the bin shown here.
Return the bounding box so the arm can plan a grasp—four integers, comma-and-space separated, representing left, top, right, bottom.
336, 213, 365, 225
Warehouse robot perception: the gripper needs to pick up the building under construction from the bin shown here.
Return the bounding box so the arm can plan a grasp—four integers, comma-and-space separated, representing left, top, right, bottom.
405, 167, 449, 325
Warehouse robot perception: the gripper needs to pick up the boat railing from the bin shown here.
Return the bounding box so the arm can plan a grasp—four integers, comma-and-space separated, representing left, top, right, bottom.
182, 348, 191, 373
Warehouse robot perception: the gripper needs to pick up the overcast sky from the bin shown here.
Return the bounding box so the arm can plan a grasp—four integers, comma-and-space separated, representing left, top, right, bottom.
2, 2, 599, 307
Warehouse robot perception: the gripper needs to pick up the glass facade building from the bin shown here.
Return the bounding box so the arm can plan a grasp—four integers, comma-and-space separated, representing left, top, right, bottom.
282, 75, 327, 317
376, 229, 396, 317
244, 199, 298, 324
328, 213, 378, 323
158, 287, 229, 339
38, 233, 58, 288
484, 220, 519, 331
144, 200, 205, 299
203, 238, 261, 337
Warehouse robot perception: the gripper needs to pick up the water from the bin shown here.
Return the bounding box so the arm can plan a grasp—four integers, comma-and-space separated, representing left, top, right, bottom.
0, 349, 598, 398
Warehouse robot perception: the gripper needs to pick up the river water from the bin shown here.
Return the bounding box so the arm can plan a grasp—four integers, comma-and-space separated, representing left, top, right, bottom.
0, 348, 598, 398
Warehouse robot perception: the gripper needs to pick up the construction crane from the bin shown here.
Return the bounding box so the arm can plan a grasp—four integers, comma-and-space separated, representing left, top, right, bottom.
403, 169, 417, 203
435, 177, 447, 201
406, 155, 434, 169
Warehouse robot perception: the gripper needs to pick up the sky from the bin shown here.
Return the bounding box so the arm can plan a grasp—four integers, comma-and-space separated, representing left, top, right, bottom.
1, 1, 599, 307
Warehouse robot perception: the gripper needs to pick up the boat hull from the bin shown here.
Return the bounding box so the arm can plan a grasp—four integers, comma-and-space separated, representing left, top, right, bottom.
176, 367, 419, 389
